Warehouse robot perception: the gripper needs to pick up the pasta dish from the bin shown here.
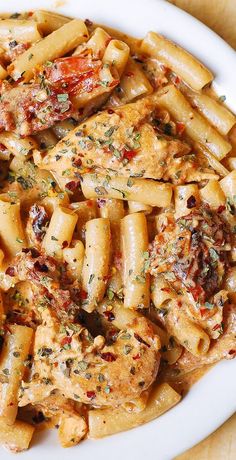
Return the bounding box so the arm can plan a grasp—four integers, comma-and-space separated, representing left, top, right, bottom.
0, 9, 235, 452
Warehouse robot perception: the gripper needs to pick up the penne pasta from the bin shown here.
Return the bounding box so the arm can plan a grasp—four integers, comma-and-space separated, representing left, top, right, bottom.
0, 198, 26, 258
82, 218, 111, 312
121, 212, 150, 309
103, 39, 130, 76
32, 10, 70, 34
74, 27, 111, 58
42, 206, 78, 259
9, 19, 89, 81
141, 31, 213, 90
189, 93, 236, 135
0, 419, 35, 453
0, 325, 33, 425
88, 383, 181, 438
81, 173, 173, 207
157, 85, 232, 160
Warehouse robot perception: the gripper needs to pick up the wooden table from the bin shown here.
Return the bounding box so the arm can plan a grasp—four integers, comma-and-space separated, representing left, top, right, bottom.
167, 1, 236, 458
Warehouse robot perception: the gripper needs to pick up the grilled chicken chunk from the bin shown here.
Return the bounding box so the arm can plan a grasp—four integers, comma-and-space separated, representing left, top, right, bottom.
35, 93, 217, 187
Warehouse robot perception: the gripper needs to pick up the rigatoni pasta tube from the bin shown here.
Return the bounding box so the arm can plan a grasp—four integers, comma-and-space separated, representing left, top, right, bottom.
103, 39, 130, 76
189, 93, 236, 135
88, 383, 181, 438
82, 218, 111, 312
141, 32, 213, 90
0, 419, 35, 453
0, 198, 26, 258
121, 213, 149, 309
0, 325, 33, 425
9, 19, 89, 82
158, 85, 232, 160
81, 173, 173, 207
42, 206, 78, 259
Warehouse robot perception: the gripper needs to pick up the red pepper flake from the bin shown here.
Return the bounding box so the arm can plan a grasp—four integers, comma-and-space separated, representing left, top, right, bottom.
61, 336, 72, 347
108, 109, 114, 114
177, 300, 182, 308
134, 333, 150, 348
176, 122, 185, 136
80, 289, 88, 300
86, 390, 96, 399
86, 200, 94, 207
125, 71, 134, 77
122, 149, 137, 161
54, 362, 58, 367
200, 308, 208, 317
100, 352, 117, 362
104, 311, 115, 322
212, 323, 221, 331
5, 267, 15, 277
133, 353, 141, 360
217, 205, 226, 214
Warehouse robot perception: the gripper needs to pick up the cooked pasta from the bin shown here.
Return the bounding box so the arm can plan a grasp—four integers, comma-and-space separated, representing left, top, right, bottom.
0, 8, 235, 454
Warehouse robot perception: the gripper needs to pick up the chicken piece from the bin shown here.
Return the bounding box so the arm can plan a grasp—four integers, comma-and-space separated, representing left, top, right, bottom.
18, 307, 160, 408
149, 206, 231, 305
35, 93, 218, 186
12, 249, 78, 321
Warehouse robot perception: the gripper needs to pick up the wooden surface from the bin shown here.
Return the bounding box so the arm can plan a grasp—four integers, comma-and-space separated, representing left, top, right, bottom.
167, 1, 236, 458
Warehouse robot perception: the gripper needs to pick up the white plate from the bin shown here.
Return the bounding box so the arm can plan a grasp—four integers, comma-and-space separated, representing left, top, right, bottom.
1, 1, 236, 459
